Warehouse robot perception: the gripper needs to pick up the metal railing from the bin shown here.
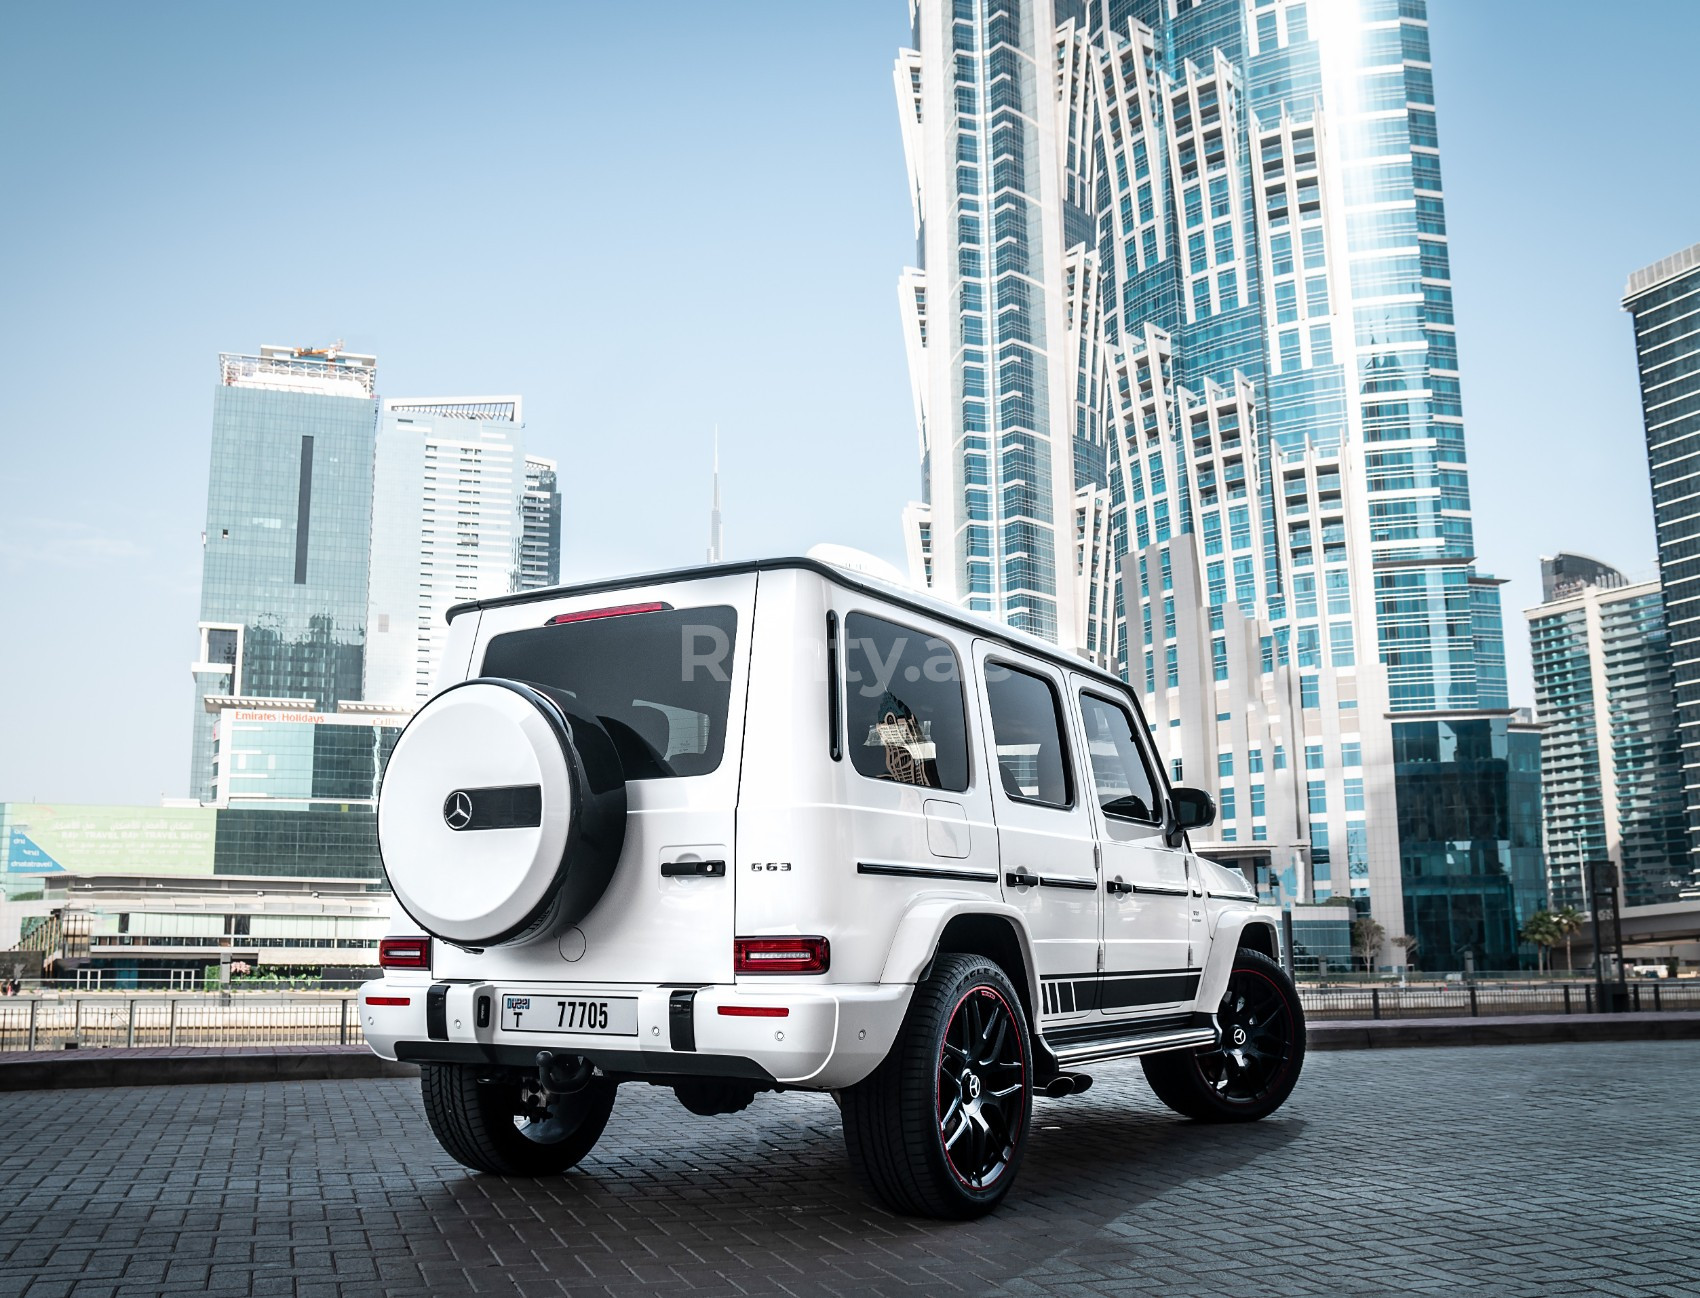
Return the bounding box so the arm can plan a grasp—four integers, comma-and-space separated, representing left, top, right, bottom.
1298, 980, 1700, 1020
0, 994, 365, 1052
0, 980, 1695, 1054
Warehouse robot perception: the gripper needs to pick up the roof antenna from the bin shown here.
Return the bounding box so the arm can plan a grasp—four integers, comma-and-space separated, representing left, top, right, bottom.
707, 426, 724, 563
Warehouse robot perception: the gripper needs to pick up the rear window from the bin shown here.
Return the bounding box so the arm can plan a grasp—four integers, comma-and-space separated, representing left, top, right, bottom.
843, 612, 970, 792
481, 605, 737, 780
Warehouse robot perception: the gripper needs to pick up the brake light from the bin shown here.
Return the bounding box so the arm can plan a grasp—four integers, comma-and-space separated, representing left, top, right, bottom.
717, 1005, 790, 1018
366, 996, 412, 1007
734, 937, 830, 975
378, 937, 431, 970
546, 601, 669, 626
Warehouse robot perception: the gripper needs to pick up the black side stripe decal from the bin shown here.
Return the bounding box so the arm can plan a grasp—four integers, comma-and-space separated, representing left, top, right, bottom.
857, 861, 999, 884
1039, 969, 1202, 1015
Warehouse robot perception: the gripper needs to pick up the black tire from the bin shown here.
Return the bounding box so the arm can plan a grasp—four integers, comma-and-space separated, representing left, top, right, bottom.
1142, 947, 1305, 1122
421, 1063, 617, 1175
841, 953, 1033, 1219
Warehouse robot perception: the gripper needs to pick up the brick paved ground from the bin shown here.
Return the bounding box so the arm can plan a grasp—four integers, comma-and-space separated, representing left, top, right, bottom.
0, 1041, 1696, 1297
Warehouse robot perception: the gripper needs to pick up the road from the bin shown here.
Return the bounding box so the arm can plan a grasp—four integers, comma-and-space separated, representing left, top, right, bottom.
0, 1042, 1695, 1296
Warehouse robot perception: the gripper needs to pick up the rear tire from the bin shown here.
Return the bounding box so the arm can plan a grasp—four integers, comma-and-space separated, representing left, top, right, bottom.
421, 1063, 617, 1175
1142, 947, 1305, 1122
841, 953, 1033, 1219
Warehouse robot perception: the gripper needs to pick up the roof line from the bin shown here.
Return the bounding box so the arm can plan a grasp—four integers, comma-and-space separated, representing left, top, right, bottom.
446, 556, 1132, 692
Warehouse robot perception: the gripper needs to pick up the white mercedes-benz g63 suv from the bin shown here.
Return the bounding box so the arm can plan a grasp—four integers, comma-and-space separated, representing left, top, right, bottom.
364, 556, 1304, 1218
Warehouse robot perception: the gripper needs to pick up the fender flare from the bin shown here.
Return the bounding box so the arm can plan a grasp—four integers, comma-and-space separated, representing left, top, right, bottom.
1197, 907, 1281, 1011
878, 894, 1041, 1024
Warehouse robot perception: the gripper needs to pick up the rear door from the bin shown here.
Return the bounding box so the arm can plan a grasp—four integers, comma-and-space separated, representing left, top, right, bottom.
974, 644, 1101, 1021
432, 573, 755, 987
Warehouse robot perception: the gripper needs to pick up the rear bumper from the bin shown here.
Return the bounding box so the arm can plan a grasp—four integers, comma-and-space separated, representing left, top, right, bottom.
358, 978, 912, 1090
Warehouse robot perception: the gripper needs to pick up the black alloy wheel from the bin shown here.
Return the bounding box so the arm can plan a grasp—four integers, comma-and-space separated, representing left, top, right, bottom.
1195, 959, 1298, 1105
1142, 947, 1305, 1122
841, 952, 1034, 1218
936, 983, 1027, 1191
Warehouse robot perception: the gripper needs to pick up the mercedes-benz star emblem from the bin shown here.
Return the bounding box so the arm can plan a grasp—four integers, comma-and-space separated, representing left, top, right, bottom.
443, 790, 474, 831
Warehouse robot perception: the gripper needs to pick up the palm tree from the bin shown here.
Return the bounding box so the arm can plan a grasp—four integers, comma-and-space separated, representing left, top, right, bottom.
1520, 910, 1562, 974
1552, 906, 1584, 974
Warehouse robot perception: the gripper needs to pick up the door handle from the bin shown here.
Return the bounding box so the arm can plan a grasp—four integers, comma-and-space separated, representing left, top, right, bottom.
660, 859, 726, 878
1005, 869, 1039, 889
1106, 878, 1135, 897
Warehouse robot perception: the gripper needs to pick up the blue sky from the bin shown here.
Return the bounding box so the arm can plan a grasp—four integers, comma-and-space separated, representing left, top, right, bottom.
1, 2, 1695, 805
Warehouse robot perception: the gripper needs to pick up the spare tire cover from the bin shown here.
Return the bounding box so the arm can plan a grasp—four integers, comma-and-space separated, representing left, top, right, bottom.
377, 678, 627, 947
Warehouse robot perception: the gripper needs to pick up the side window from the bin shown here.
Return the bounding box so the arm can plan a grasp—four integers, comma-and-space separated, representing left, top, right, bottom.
985, 662, 1073, 808
843, 612, 970, 792
1079, 692, 1162, 823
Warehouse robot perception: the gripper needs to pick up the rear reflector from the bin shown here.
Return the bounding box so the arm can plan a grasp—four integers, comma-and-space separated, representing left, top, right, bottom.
717, 1005, 790, 1018
366, 996, 411, 1007
546, 601, 669, 626
378, 937, 431, 970
734, 936, 830, 975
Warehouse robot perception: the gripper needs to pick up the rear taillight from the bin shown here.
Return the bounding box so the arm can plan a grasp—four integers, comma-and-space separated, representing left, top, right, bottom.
734, 936, 830, 975
379, 937, 431, 970
546, 601, 669, 626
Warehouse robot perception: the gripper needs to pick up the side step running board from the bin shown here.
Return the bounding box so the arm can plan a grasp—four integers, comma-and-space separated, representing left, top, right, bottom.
1047, 1023, 1218, 1069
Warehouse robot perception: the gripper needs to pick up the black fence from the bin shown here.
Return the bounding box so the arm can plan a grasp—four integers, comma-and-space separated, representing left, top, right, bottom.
1299, 980, 1700, 1020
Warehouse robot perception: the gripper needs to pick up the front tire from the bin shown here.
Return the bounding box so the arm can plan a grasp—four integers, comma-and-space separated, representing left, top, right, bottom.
1143, 947, 1305, 1122
421, 1064, 617, 1175
841, 953, 1033, 1219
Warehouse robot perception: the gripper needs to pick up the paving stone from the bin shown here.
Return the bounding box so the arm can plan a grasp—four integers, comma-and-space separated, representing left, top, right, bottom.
1, 1043, 1698, 1296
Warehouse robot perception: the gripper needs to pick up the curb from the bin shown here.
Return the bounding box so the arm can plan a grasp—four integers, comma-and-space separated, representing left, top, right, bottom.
1305, 1011, 1700, 1051
2, 1014, 1696, 1091
0, 1045, 420, 1092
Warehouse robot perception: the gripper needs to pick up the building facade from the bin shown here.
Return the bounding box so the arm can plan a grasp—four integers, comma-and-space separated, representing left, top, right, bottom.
1, 801, 389, 987
519, 456, 563, 590
896, 0, 1542, 968
189, 346, 381, 801
1624, 243, 1700, 866
365, 397, 527, 707
1527, 555, 1691, 910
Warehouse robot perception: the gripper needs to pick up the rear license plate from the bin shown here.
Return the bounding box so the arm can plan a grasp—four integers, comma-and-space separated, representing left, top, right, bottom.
501, 994, 638, 1036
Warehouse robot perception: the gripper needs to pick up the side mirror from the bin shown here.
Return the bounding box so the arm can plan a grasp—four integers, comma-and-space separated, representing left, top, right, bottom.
1166, 786, 1216, 847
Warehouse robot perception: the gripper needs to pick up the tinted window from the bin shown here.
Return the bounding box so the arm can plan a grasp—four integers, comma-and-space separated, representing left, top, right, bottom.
985, 662, 1072, 808
482, 605, 737, 779
843, 612, 969, 792
1079, 692, 1161, 822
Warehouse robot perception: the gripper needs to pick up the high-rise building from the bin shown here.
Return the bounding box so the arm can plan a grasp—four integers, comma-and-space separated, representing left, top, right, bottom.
1624, 242, 1700, 863
519, 456, 563, 590
896, 0, 1543, 968
365, 397, 527, 707
1526, 555, 1691, 909
189, 346, 381, 802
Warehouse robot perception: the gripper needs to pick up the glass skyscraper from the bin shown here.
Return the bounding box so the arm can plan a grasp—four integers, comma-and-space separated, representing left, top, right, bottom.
188, 346, 380, 802
520, 456, 563, 590
1525, 554, 1692, 909
897, 0, 1543, 968
1624, 242, 1700, 871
